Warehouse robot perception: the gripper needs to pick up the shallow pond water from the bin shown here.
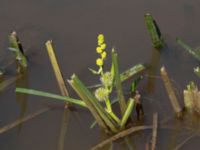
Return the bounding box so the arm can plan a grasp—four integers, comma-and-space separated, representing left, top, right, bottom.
0, 0, 200, 150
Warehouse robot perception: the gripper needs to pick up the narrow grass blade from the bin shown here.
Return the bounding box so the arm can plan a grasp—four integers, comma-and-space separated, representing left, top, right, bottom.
120, 98, 135, 129
69, 74, 118, 133
160, 66, 182, 117
45, 40, 69, 98
8, 31, 27, 68
15, 88, 86, 107
144, 13, 164, 49
90, 125, 153, 150
112, 49, 126, 115
120, 64, 145, 82
176, 38, 200, 61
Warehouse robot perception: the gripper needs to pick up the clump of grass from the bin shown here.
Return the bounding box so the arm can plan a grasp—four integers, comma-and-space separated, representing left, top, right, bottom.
144, 13, 164, 49
16, 34, 145, 133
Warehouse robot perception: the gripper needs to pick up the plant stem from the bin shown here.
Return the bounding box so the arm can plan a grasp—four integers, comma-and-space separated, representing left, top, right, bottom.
144, 13, 164, 49
45, 40, 69, 100
176, 38, 200, 61
107, 110, 120, 124
105, 98, 112, 112
160, 66, 182, 117
120, 98, 135, 129
15, 88, 86, 107
112, 49, 127, 115
8, 31, 28, 68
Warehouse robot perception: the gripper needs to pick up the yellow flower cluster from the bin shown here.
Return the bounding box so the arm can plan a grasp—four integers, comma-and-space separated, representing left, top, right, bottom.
96, 34, 107, 67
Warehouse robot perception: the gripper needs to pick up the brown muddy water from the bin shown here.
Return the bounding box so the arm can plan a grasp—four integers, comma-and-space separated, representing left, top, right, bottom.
0, 0, 200, 150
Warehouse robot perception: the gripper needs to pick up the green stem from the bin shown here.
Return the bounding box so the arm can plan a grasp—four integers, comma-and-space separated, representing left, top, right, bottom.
105, 98, 112, 112
120, 98, 135, 129
15, 88, 86, 107
112, 49, 127, 115
107, 110, 120, 124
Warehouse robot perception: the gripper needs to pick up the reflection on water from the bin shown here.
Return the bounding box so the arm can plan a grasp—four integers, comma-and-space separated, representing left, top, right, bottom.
57, 109, 70, 150
15, 69, 29, 131
146, 48, 161, 93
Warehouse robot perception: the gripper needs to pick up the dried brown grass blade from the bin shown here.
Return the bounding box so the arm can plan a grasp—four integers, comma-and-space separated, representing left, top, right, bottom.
160, 66, 182, 117
45, 40, 69, 97
90, 125, 152, 150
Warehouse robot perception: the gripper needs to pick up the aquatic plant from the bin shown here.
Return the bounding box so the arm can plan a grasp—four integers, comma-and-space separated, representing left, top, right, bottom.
144, 13, 164, 49
160, 66, 182, 117
16, 34, 145, 133
8, 31, 28, 69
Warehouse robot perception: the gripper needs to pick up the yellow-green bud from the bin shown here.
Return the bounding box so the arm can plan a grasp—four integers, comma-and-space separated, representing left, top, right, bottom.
96, 58, 104, 66
98, 34, 104, 41
100, 43, 106, 50
96, 47, 103, 53
101, 51, 107, 59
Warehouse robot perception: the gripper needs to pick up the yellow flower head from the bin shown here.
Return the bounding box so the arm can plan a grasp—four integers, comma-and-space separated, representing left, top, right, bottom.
101, 51, 107, 59
100, 43, 106, 50
96, 58, 104, 66
98, 34, 104, 46
96, 47, 103, 53
98, 40, 104, 46
98, 34, 104, 41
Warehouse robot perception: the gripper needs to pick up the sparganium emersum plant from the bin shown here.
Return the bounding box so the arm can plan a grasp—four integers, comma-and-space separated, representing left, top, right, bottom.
93, 34, 120, 123
16, 33, 145, 134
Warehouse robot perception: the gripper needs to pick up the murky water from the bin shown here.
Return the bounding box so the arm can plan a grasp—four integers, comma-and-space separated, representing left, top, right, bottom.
0, 0, 200, 149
